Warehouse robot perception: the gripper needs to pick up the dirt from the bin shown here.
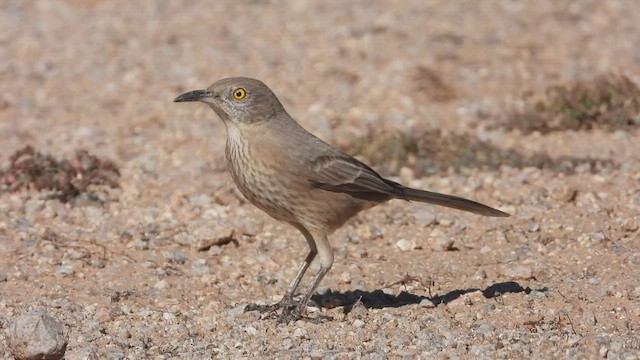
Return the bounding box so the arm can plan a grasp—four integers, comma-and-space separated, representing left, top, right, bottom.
0, 1, 639, 359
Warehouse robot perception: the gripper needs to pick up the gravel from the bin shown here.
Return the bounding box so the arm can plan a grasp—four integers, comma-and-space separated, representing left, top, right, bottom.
1, 0, 639, 358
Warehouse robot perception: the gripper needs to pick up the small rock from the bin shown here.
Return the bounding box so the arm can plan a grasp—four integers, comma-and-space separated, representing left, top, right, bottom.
6, 311, 68, 360
174, 232, 196, 246
66, 249, 88, 260
352, 319, 365, 328
581, 310, 597, 326
208, 245, 223, 256
526, 223, 540, 232
407, 203, 437, 226
64, 346, 96, 360
623, 219, 639, 232
476, 324, 495, 337
24, 199, 44, 214
154, 279, 168, 290
190, 258, 210, 276
395, 239, 416, 252
166, 251, 188, 264
339, 271, 352, 284
71, 193, 102, 207
282, 338, 293, 350
347, 233, 361, 244
419, 299, 436, 308
588, 277, 601, 285
501, 265, 533, 280
473, 269, 487, 280
428, 229, 454, 251
528, 290, 546, 299
56, 266, 74, 277
293, 327, 307, 338
132, 240, 149, 250
90, 260, 105, 268
449, 290, 484, 307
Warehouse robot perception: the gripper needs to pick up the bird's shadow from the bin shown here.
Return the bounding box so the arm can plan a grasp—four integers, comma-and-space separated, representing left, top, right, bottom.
311, 281, 545, 313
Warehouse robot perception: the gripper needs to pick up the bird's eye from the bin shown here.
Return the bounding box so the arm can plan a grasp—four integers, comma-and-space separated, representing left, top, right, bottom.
233, 88, 246, 100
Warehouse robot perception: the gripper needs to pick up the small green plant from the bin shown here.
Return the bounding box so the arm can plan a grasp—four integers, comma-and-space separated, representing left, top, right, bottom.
343, 129, 616, 177
507, 74, 640, 133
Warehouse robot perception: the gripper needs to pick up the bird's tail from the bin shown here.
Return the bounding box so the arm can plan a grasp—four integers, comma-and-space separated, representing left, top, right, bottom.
397, 187, 510, 217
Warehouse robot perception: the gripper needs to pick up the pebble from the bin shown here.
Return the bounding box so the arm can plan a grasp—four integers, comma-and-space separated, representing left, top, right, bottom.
395, 239, 416, 252
427, 229, 454, 251
174, 232, 196, 246
282, 338, 294, 350
473, 269, 487, 280
6, 311, 68, 360
406, 202, 437, 226
419, 299, 436, 308
24, 199, 44, 214
293, 327, 307, 338
623, 219, 638, 232
56, 266, 74, 277
476, 324, 495, 337
132, 240, 149, 250
581, 311, 597, 326
528, 290, 547, 299
208, 245, 223, 256
64, 346, 96, 360
90, 260, 105, 268
339, 271, 352, 284
166, 250, 188, 264
501, 265, 533, 280
245, 326, 257, 335
526, 223, 540, 232
190, 258, 210, 276
588, 277, 601, 285
66, 249, 87, 260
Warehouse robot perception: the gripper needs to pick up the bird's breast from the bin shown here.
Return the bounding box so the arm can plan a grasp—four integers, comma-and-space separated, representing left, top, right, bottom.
223, 123, 374, 231
225, 129, 303, 223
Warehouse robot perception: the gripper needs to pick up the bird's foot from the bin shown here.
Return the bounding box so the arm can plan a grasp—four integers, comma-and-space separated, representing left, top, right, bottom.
244, 296, 298, 314
246, 300, 333, 323
275, 305, 333, 324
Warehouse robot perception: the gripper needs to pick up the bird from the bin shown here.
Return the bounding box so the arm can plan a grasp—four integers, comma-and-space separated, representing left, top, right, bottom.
174, 77, 509, 322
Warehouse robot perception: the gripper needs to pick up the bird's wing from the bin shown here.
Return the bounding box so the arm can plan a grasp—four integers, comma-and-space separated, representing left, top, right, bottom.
309, 155, 400, 200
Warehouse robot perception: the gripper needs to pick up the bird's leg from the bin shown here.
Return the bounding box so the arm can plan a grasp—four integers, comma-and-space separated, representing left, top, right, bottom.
278, 230, 333, 323
245, 226, 317, 313
278, 249, 317, 307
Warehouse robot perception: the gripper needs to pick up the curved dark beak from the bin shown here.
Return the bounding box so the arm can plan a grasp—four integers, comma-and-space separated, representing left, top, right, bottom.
174, 89, 210, 103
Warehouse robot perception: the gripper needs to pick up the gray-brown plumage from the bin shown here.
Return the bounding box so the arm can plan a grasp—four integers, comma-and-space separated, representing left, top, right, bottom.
174, 77, 509, 322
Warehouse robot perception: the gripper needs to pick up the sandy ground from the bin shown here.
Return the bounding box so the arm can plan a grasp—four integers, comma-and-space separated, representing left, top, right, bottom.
0, 1, 639, 359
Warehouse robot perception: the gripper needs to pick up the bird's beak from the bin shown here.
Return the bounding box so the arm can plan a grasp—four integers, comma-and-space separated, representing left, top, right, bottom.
173, 89, 211, 103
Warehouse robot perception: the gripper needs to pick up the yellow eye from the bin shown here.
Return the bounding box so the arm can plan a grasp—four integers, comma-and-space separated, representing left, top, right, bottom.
233, 88, 246, 100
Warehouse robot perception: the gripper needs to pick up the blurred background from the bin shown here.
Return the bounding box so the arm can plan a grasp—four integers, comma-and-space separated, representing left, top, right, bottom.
1, 1, 639, 358
2, 1, 638, 171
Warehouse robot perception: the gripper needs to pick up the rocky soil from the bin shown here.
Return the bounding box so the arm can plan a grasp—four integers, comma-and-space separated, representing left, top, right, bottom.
0, 1, 639, 359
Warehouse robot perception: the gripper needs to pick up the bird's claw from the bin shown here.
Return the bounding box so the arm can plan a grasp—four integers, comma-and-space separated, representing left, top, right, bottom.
245, 298, 333, 323
244, 296, 298, 314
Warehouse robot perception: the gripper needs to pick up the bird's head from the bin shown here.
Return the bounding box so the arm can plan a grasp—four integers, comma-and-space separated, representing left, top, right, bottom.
174, 77, 284, 124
